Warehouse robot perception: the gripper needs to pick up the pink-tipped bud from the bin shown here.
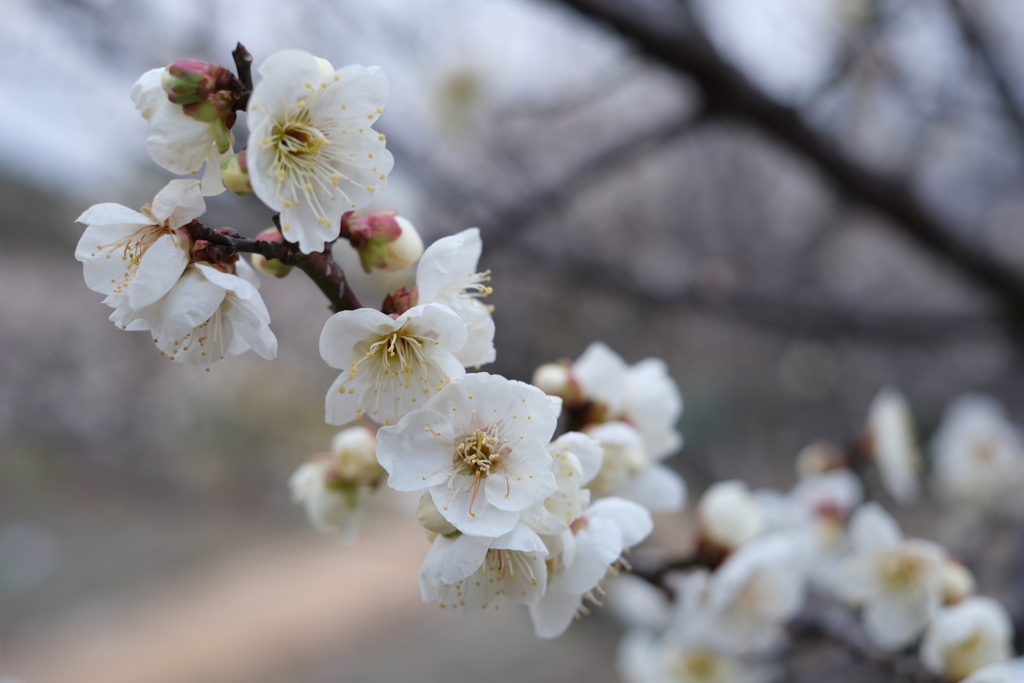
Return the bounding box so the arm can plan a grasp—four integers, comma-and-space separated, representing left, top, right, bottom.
161, 60, 243, 154
341, 211, 424, 273
221, 148, 252, 196
250, 227, 292, 277
382, 286, 419, 317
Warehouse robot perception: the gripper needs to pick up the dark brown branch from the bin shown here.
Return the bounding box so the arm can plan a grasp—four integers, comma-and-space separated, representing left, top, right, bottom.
186, 221, 361, 313
554, 0, 1024, 324
232, 42, 254, 111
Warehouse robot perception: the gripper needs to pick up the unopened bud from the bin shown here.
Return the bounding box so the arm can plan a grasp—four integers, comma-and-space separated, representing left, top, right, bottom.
329, 425, 384, 487
221, 149, 252, 196
161, 60, 243, 154
416, 492, 459, 537
697, 480, 764, 554
342, 211, 424, 273
382, 286, 419, 317
796, 441, 848, 478
942, 560, 976, 605
532, 361, 584, 407
250, 228, 292, 277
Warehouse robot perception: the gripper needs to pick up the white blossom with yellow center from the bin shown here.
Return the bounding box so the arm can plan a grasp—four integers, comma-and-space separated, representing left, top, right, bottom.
921, 596, 1014, 681
320, 303, 468, 428
248, 50, 394, 254
419, 522, 549, 612
376, 373, 560, 537
76, 179, 202, 324
835, 502, 947, 650
130, 259, 277, 368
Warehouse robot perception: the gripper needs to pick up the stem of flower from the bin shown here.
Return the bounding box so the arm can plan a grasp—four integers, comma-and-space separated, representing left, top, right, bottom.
185, 220, 362, 313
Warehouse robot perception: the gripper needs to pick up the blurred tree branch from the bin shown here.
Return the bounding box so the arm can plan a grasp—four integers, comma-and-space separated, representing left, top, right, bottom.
553, 0, 1024, 326
947, 0, 1024, 155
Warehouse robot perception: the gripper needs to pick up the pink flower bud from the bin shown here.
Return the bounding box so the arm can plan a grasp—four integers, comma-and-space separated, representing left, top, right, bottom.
160, 60, 244, 154
220, 149, 252, 196
341, 211, 424, 273
250, 227, 292, 277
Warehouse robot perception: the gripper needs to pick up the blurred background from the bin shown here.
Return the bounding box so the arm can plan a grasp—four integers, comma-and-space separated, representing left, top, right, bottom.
3, 0, 1024, 681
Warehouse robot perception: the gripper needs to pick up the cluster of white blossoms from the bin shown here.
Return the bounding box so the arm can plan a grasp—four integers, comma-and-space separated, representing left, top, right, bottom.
78, 42, 1023, 672
612, 388, 1024, 683
78, 43, 676, 641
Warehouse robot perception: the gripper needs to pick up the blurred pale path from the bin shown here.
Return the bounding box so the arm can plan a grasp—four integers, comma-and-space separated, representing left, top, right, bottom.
2, 517, 619, 683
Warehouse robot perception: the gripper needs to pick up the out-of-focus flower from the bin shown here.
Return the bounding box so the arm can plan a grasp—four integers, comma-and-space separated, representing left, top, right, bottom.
289, 425, 384, 541
835, 502, 946, 650
76, 179, 202, 319
135, 260, 277, 367
376, 373, 559, 537
962, 658, 1024, 683
529, 498, 653, 638
931, 395, 1024, 516
415, 228, 495, 368
942, 560, 977, 606
606, 574, 674, 631
617, 629, 776, 683
698, 480, 765, 556
702, 532, 810, 654
865, 387, 922, 506
248, 50, 393, 253
795, 441, 848, 478
132, 63, 241, 196
319, 303, 467, 427
586, 422, 686, 512
532, 362, 580, 404
572, 342, 684, 459
920, 597, 1014, 681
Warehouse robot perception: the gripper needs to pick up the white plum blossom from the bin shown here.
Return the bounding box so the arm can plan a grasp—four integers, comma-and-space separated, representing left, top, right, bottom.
76, 179, 202, 322
289, 425, 384, 541
376, 373, 559, 537
248, 50, 394, 253
586, 421, 686, 512
963, 658, 1024, 683
416, 227, 496, 368
700, 532, 810, 655
931, 395, 1024, 516
606, 574, 674, 631
419, 522, 548, 612
835, 502, 946, 650
320, 303, 467, 427
132, 259, 277, 367
698, 480, 765, 555
572, 342, 684, 459
561, 342, 686, 512
943, 560, 977, 606
866, 387, 922, 506
529, 497, 653, 638
131, 70, 231, 196
521, 431, 603, 535
617, 628, 776, 683
921, 597, 1015, 681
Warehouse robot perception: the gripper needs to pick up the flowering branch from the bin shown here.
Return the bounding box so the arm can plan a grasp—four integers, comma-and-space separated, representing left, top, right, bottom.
185, 221, 362, 312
